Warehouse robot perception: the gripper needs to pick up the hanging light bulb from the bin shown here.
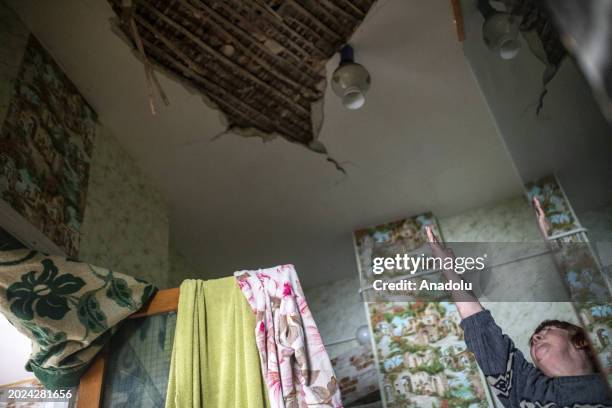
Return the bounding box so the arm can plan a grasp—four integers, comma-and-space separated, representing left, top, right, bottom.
355, 325, 371, 346
479, 0, 521, 60
331, 45, 371, 110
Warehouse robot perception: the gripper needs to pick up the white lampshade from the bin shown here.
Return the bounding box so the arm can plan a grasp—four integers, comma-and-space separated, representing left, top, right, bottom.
331, 45, 371, 110
483, 13, 521, 60
355, 325, 371, 346
342, 87, 366, 110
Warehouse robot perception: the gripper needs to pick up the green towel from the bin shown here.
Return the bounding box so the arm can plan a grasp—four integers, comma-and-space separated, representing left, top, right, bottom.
165, 278, 269, 408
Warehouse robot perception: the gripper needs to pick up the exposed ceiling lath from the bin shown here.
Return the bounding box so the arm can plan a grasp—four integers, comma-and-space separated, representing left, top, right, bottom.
107, 0, 376, 171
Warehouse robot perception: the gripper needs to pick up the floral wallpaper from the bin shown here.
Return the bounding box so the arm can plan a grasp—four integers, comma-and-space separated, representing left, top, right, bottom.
0, 3, 172, 289
0, 34, 97, 256
369, 301, 487, 408
525, 175, 581, 236
355, 213, 440, 285
308, 196, 579, 407
78, 127, 170, 288
354, 213, 490, 408
331, 344, 381, 407
526, 176, 611, 379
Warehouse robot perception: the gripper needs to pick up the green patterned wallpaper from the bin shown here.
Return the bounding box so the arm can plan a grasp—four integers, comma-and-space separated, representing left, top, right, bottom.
0, 1, 172, 288
78, 126, 170, 288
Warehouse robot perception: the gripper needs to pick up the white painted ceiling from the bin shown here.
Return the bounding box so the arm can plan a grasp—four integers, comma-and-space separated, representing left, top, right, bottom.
7, 0, 524, 288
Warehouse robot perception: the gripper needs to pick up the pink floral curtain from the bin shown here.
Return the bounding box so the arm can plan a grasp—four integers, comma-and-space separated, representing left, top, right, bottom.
235, 265, 343, 408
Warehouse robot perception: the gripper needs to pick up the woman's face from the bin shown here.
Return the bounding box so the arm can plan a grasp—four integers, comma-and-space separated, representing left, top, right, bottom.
530, 326, 574, 375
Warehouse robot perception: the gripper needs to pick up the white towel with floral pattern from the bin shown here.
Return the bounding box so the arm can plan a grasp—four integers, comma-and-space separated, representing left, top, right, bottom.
235, 265, 343, 408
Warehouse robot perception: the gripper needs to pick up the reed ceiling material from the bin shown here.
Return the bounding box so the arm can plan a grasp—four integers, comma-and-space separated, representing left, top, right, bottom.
107, 0, 376, 166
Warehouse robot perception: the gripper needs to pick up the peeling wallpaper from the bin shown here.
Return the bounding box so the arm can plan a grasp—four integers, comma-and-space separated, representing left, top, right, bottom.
78, 126, 170, 288
0, 0, 172, 288
1, 34, 97, 256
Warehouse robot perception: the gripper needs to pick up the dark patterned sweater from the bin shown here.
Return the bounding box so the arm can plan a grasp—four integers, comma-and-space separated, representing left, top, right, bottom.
460, 310, 611, 408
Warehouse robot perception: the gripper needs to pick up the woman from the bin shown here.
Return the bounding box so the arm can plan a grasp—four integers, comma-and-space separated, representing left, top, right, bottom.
424, 197, 611, 407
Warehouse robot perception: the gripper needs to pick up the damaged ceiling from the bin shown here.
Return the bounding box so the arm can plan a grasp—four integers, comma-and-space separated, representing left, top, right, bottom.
107, 0, 377, 165
7, 0, 526, 288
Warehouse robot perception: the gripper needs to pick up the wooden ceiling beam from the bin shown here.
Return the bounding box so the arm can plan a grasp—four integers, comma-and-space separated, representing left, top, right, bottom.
175, 0, 319, 95
250, 0, 329, 60
337, 0, 366, 19
281, 15, 335, 54
137, 20, 305, 131
226, 0, 312, 55
180, 0, 321, 90
283, 0, 342, 43
222, 0, 320, 60
137, 2, 312, 117
296, 0, 347, 34
142, 36, 310, 140
319, 0, 360, 24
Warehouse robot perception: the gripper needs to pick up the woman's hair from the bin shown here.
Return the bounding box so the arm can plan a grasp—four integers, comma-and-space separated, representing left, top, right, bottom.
530, 320, 598, 371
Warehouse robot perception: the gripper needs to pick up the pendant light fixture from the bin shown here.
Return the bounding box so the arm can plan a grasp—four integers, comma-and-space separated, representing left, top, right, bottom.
479, 0, 521, 60
331, 45, 371, 110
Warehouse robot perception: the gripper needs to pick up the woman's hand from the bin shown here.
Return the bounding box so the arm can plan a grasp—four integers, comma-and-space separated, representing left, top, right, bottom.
424, 225, 482, 318
532, 196, 551, 238
425, 225, 453, 258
